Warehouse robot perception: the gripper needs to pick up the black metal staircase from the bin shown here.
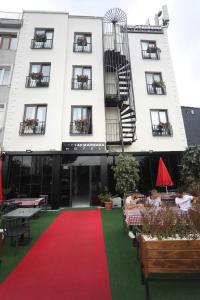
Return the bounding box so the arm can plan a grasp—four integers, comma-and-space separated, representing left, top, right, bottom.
103, 8, 136, 146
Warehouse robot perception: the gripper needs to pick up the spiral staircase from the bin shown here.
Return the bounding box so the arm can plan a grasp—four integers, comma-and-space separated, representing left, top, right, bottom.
103, 8, 136, 146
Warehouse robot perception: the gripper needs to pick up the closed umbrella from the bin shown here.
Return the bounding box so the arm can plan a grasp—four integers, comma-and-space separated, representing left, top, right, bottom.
156, 157, 174, 193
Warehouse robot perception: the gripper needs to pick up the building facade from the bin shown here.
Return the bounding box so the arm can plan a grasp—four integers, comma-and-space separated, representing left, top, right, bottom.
0, 12, 22, 146
181, 106, 200, 146
2, 7, 187, 208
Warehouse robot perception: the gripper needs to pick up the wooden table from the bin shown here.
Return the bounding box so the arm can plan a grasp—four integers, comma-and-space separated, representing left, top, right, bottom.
3, 208, 41, 242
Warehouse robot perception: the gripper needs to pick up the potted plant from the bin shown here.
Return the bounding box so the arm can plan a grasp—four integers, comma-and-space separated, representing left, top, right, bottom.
147, 46, 161, 53
74, 119, 88, 133
140, 206, 200, 282
77, 37, 87, 46
152, 80, 165, 89
77, 74, 89, 84
112, 154, 140, 199
34, 33, 47, 42
30, 72, 43, 80
98, 192, 113, 210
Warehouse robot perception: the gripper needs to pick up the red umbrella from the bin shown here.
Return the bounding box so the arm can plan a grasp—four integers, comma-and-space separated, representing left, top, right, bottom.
0, 158, 3, 205
156, 157, 174, 192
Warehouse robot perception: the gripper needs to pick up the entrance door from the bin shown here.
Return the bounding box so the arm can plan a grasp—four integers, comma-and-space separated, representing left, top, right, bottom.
71, 166, 90, 207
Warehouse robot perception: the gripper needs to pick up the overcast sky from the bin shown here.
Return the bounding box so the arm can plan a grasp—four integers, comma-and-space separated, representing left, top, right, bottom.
1, 0, 200, 107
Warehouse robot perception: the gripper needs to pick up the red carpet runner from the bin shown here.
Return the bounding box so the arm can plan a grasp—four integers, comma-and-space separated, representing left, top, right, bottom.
0, 209, 112, 300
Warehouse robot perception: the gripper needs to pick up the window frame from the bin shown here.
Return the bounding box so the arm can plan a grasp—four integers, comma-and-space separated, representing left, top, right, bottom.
145, 71, 166, 95
0, 65, 12, 86
70, 105, 93, 135
73, 32, 92, 53
23, 104, 47, 123
150, 109, 172, 137
31, 28, 54, 49
71, 65, 92, 90
0, 33, 17, 50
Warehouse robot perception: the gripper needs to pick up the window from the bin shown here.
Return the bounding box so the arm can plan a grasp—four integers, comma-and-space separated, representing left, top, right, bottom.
0, 66, 11, 85
19, 105, 47, 135
31, 28, 54, 49
70, 106, 92, 134
145, 72, 166, 95
73, 33, 92, 53
72, 66, 92, 90
0, 34, 17, 50
26, 63, 51, 88
150, 110, 172, 136
141, 40, 160, 59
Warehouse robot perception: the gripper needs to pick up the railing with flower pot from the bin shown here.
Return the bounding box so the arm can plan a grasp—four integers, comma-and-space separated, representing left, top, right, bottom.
147, 80, 166, 95
73, 37, 92, 52
70, 119, 91, 134
152, 122, 173, 137
142, 46, 161, 59
31, 35, 53, 49
71, 75, 92, 90
19, 120, 46, 135
26, 72, 49, 88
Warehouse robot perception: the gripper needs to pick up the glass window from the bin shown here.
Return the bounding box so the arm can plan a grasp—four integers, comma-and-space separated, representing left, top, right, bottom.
9, 36, 17, 50
151, 110, 168, 125
71, 106, 92, 134
74, 33, 92, 52
24, 105, 47, 122
0, 66, 11, 85
0, 34, 17, 50
73, 66, 91, 79
30, 63, 51, 76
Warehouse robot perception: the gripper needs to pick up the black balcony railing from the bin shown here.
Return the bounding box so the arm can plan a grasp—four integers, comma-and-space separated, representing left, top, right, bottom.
19, 121, 46, 135
142, 50, 160, 59
26, 76, 50, 88
147, 84, 166, 95
73, 42, 92, 53
31, 39, 53, 49
152, 124, 173, 137
70, 121, 92, 135
71, 78, 92, 90
106, 121, 121, 143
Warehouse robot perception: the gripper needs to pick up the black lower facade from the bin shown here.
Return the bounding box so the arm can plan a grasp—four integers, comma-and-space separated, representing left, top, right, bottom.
3, 151, 182, 209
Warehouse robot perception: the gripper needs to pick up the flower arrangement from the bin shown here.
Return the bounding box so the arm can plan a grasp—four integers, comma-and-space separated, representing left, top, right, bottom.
76, 74, 89, 83
30, 72, 43, 80
23, 119, 38, 128
34, 33, 47, 42
74, 119, 88, 133
152, 80, 165, 88
77, 37, 87, 46
141, 206, 200, 240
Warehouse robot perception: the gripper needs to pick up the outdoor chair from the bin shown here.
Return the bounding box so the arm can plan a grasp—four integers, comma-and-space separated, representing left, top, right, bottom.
2, 217, 28, 255
39, 195, 48, 210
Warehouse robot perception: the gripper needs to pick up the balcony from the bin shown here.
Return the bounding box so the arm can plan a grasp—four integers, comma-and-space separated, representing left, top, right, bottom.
106, 121, 121, 144
142, 49, 160, 60
147, 83, 166, 95
152, 124, 173, 137
70, 120, 92, 135
71, 78, 92, 90
31, 39, 53, 49
19, 121, 46, 136
26, 76, 50, 88
73, 42, 92, 53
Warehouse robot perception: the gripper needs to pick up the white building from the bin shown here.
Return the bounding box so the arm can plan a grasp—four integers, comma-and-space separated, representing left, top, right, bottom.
2, 7, 187, 208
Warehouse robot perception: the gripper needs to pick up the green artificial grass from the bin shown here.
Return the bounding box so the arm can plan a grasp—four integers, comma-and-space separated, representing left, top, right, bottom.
101, 208, 200, 300
0, 211, 59, 283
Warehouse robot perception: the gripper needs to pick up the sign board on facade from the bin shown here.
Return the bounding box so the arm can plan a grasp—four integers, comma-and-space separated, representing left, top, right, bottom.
62, 142, 106, 152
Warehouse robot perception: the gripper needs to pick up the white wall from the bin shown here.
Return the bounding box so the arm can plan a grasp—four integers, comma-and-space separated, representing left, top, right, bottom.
61, 16, 105, 144
3, 11, 69, 151
110, 29, 187, 153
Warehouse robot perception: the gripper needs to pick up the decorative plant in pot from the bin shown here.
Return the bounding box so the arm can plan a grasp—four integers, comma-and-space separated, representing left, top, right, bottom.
112, 154, 140, 199
30, 72, 43, 80
77, 74, 89, 85
98, 191, 113, 210
74, 119, 88, 133
77, 37, 87, 46
140, 206, 200, 288
147, 46, 161, 53
34, 33, 47, 42
152, 80, 165, 89
23, 119, 38, 132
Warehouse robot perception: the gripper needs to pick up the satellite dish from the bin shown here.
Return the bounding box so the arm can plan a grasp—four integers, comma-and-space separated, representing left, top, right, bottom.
157, 10, 162, 17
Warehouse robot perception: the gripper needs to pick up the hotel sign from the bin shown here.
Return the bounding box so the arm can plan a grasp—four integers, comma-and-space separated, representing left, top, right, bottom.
62, 142, 106, 152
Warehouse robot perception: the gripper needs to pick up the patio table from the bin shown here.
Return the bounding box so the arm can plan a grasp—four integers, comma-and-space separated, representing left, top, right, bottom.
5, 197, 45, 208
3, 208, 41, 242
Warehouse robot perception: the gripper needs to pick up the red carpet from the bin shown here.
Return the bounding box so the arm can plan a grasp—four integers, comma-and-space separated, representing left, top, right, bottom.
0, 209, 112, 300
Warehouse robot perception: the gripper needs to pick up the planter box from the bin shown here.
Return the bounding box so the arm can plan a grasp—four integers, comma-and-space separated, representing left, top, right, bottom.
140, 235, 200, 279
